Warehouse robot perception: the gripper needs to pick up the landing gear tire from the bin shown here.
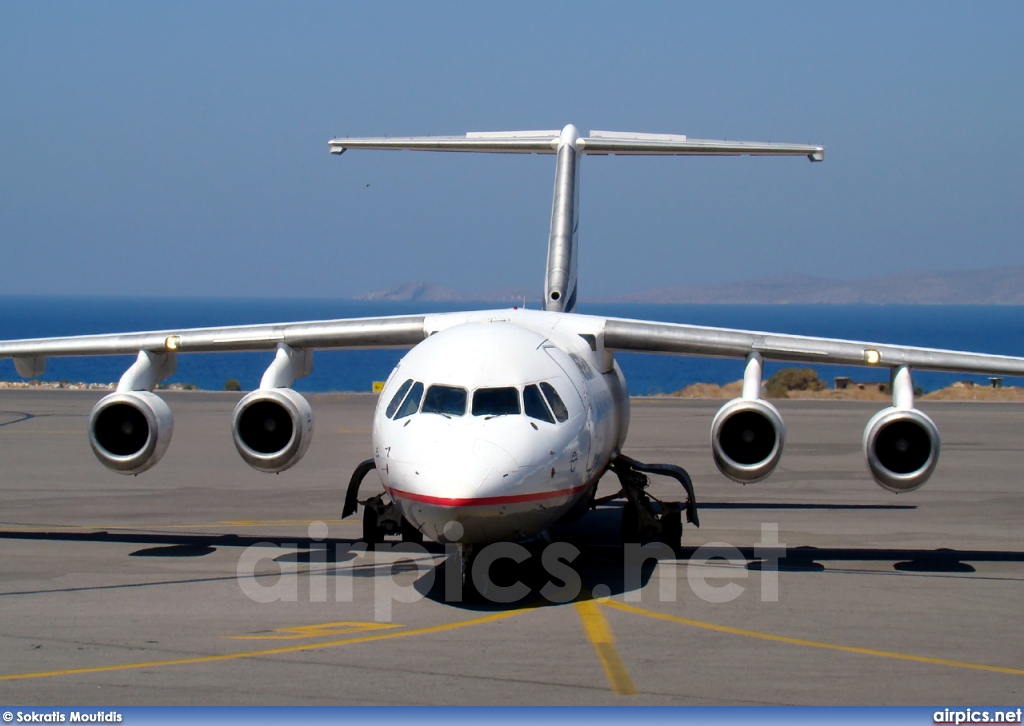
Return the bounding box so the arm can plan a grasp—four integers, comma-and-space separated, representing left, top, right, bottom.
660, 502, 683, 554
621, 501, 640, 545
362, 506, 384, 545
456, 544, 483, 602
621, 499, 682, 552
400, 517, 424, 544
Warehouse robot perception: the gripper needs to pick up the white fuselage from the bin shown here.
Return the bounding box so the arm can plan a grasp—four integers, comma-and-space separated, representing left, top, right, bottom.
372, 309, 630, 544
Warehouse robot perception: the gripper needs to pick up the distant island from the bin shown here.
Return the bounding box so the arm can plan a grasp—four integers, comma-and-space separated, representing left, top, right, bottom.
356, 281, 538, 304
357, 266, 1024, 305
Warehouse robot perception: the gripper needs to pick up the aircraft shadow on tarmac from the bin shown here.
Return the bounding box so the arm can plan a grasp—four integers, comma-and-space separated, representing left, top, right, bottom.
1, 498, 1020, 609
699, 502, 917, 511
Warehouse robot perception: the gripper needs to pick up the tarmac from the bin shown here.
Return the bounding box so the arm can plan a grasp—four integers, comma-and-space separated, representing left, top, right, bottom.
1, 389, 1022, 705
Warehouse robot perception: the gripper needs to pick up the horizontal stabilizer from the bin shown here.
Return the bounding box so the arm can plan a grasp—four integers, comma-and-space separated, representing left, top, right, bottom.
329, 132, 559, 155
329, 127, 824, 161
580, 132, 824, 161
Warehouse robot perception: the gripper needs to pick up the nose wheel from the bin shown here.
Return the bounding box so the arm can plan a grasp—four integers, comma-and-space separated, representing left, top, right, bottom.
360, 494, 424, 544
608, 454, 699, 553
343, 458, 424, 545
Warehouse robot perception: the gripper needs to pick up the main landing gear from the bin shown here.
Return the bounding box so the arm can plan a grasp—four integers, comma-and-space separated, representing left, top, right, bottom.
342, 458, 423, 545
341, 454, 699, 553
605, 454, 699, 553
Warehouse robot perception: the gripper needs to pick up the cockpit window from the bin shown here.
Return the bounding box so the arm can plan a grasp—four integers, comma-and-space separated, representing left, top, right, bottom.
539, 382, 569, 423
422, 385, 467, 416
523, 384, 555, 424
385, 379, 414, 419
472, 387, 521, 417
394, 381, 423, 420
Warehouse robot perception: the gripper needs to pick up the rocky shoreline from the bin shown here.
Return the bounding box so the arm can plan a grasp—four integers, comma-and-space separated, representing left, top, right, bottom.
670, 379, 1024, 402
0, 380, 198, 391
4, 378, 1024, 401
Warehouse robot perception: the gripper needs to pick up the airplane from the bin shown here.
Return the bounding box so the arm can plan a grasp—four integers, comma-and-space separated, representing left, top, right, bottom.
4, 123, 1024, 573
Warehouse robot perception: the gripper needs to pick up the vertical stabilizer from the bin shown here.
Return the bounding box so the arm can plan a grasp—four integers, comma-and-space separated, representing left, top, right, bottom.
328, 126, 823, 314
544, 125, 582, 313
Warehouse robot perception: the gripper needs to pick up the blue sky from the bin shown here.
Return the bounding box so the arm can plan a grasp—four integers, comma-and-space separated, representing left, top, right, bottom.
2, 1, 1022, 299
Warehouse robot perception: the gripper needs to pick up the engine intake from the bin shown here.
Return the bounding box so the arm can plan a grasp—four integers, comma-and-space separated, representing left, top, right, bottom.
864, 407, 940, 493
711, 398, 786, 483
232, 388, 314, 473
88, 391, 174, 475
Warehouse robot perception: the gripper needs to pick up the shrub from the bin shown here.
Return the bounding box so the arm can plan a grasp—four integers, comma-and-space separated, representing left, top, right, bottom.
765, 367, 826, 398
224, 378, 242, 392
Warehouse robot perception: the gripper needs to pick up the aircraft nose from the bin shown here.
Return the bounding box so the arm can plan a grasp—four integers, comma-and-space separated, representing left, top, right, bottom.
385, 438, 523, 543
389, 440, 519, 499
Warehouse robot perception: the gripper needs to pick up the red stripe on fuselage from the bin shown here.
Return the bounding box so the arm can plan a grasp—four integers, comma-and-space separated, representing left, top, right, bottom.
386, 482, 592, 508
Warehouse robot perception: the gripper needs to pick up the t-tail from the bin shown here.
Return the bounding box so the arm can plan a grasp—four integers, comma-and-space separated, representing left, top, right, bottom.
329, 124, 824, 314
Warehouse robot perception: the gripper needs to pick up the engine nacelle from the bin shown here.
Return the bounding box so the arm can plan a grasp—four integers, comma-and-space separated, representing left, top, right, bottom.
232, 388, 314, 473
863, 406, 940, 493
711, 398, 786, 483
89, 391, 174, 475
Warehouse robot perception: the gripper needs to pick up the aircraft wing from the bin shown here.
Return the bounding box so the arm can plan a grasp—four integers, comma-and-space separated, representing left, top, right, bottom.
601, 316, 1024, 377
5, 310, 1023, 378
0, 315, 428, 376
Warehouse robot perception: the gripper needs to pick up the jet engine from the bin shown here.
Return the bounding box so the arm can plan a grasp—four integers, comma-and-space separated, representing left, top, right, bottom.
711, 397, 786, 483
232, 387, 314, 473
863, 406, 940, 493
89, 391, 174, 475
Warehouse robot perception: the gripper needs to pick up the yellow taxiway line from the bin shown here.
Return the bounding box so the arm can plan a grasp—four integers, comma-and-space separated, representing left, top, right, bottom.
604, 600, 1024, 676
0, 609, 525, 682
574, 599, 638, 695
225, 621, 400, 640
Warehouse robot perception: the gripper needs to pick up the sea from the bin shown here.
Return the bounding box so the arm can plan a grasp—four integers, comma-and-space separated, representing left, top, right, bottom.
2, 297, 1023, 395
